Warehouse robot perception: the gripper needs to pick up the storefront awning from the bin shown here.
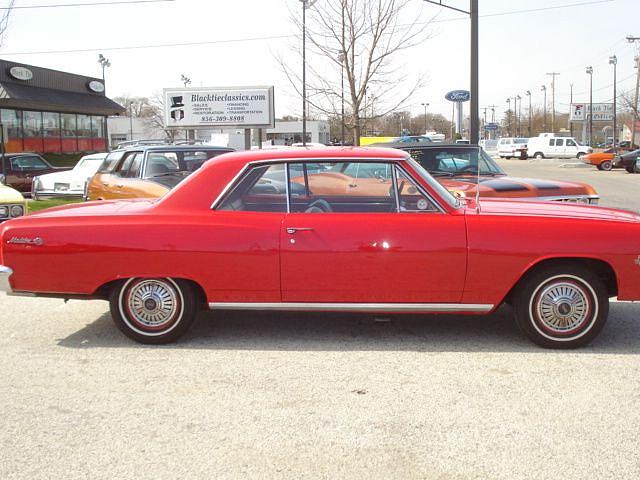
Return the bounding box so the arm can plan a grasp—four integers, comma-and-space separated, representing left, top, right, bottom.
0, 82, 125, 116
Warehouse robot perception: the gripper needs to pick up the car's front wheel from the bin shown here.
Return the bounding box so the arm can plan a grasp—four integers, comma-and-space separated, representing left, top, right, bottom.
601, 160, 613, 171
533, 152, 544, 159
513, 265, 608, 349
109, 278, 198, 344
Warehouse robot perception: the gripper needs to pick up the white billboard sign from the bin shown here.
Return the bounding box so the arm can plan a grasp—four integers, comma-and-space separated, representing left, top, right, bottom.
570, 103, 614, 122
164, 86, 275, 129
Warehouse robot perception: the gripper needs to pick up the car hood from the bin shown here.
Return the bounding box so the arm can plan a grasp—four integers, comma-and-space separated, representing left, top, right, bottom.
473, 198, 640, 223
439, 175, 595, 198
0, 184, 25, 203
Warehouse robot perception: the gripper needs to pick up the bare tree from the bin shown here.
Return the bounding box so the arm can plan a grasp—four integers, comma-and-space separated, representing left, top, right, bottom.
142, 93, 183, 141
112, 96, 152, 118
278, 0, 432, 145
0, 1, 15, 47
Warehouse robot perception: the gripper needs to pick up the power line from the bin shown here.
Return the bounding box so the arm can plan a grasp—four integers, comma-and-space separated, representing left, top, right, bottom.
0, 33, 293, 55
0, 0, 174, 9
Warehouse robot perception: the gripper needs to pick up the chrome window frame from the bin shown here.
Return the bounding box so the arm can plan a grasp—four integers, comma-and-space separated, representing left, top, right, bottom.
211, 157, 447, 214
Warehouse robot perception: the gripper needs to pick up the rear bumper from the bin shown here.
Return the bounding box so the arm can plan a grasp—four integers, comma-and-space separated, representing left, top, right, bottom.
0, 266, 13, 293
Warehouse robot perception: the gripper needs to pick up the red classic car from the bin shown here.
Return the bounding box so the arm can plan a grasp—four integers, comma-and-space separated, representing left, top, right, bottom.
1, 147, 639, 348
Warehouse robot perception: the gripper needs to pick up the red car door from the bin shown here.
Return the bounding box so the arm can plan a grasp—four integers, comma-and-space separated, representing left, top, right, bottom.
280, 161, 467, 304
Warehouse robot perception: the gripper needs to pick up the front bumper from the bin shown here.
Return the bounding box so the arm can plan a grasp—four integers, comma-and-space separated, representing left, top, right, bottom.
0, 266, 13, 293
33, 188, 84, 199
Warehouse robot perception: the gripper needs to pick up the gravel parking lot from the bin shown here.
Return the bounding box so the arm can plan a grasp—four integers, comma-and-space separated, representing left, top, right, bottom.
2, 161, 640, 479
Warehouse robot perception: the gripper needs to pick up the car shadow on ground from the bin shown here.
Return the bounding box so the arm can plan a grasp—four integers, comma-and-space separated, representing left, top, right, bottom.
57, 303, 640, 354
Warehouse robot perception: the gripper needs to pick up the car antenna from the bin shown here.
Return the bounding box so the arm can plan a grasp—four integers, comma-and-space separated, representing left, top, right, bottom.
475, 145, 481, 213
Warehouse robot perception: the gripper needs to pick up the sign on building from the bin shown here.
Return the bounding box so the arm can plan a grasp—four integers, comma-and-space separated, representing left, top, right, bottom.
570, 103, 614, 122
163, 86, 275, 129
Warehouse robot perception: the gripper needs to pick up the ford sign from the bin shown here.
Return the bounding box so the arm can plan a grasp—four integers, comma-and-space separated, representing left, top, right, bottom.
445, 90, 471, 102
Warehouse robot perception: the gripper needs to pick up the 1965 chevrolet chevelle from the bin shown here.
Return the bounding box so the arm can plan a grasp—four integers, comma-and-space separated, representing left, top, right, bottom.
1, 147, 640, 348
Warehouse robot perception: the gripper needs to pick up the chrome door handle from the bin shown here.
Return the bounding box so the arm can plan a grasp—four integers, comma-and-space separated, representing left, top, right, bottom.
287, 227, 314, 234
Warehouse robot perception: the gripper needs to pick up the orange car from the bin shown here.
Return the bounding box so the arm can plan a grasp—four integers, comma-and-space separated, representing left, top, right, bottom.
582, 149, 619, 171
86, 145, 232, 200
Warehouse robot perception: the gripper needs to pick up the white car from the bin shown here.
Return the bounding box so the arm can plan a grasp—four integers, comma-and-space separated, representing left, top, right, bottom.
526, 134, 592, 159
497, 137, 528, 159
31, 153, 107, 200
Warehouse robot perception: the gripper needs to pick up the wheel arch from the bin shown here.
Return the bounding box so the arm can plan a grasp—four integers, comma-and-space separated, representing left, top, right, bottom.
502, 257, 618, 306
92, 276, 208, 309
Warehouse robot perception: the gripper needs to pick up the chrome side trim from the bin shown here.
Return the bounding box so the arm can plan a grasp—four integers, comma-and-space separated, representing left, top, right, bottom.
208, 302, 493, 313
0, 266, 14, 293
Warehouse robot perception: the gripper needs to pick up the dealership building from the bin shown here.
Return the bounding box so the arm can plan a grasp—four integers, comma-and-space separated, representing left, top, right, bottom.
0, 59, 124, 155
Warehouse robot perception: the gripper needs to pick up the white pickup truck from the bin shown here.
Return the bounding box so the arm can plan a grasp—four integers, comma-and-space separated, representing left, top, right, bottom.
527, 133, 592, 159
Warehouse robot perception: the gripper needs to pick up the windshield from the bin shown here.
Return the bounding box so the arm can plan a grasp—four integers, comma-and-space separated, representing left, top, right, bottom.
404, 146, 505, 177
74, 157, 104, 173
405, 156, 460, 209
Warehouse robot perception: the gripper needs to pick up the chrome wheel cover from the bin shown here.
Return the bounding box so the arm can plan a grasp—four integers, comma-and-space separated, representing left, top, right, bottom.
120, 278, 184, 335
529, 275, 598, 341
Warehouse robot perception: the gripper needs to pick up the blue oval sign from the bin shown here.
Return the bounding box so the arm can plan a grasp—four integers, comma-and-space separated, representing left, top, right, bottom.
445, 90, 471, 102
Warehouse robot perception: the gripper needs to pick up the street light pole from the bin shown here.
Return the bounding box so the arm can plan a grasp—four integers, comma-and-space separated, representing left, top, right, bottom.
525, 90, 531, 136
546, 72, 559, 133
586, 66, 593, 146
129, 102, 134, 141
541, 85, 547, 132
506, 98, 511, 136
516, 95, 521, 136
421, 102, 429, 134
609, 55, 617, 149
180, 74, 191, 142
97, 54, 111, 85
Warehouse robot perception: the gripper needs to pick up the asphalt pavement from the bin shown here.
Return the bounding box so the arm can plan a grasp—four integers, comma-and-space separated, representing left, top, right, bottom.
2, 159, 640, 479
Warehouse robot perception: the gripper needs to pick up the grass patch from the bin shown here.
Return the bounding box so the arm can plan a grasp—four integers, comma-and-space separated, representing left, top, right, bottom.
27, 198, 82, 212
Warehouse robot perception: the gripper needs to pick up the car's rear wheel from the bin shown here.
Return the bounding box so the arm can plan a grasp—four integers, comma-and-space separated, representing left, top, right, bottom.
533, 152, 544, 159
626, 166, 635, 173
109, 278, 197, 344
513, 265, 608, 349
505, 156, 512, 159
601, 160, 613, 171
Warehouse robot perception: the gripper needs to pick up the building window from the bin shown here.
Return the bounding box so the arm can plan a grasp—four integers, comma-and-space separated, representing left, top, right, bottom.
77, 115, 91, 137
23, 110, 43, 152
42, 112, 61, 153
61, 113, 78, 153
1, 109, 23, 152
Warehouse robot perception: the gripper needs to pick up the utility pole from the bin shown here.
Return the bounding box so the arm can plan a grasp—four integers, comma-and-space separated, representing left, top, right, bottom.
541, 85, 547, 132
609, 55, 617, 149
546, 72, 559, 133
516, 95, 521, 136
180, 74, 191, 142
525, 90, 532, 136
506, 98, 511, 136
569, 83, 574, 137
628, 36, 640, 148
586, 66, 593, 146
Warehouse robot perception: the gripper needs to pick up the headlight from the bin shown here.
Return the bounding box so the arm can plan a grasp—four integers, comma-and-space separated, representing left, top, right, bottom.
0, 206, 7, 217
9, 205, 24, 217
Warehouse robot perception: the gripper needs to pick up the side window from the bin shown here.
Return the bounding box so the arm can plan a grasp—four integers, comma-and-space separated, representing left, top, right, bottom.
114, 152, 141, 177
127, 153, 144, 178
549, 139, 555, 146
288, 161, 395, 213
394, 167, 438, 212
11, 155, 48, 170
566, 139, 576, 147
146, 152, 180, 177
218, 163, 287, 213
556, 139, 564, 146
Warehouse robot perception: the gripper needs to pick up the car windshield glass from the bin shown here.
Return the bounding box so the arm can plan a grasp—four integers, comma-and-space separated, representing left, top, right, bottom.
406, 146, 505, 176
404, 156, 460, 209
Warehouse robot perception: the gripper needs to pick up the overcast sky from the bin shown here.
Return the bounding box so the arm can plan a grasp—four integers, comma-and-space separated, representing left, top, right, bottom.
0, 0, 638, 121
